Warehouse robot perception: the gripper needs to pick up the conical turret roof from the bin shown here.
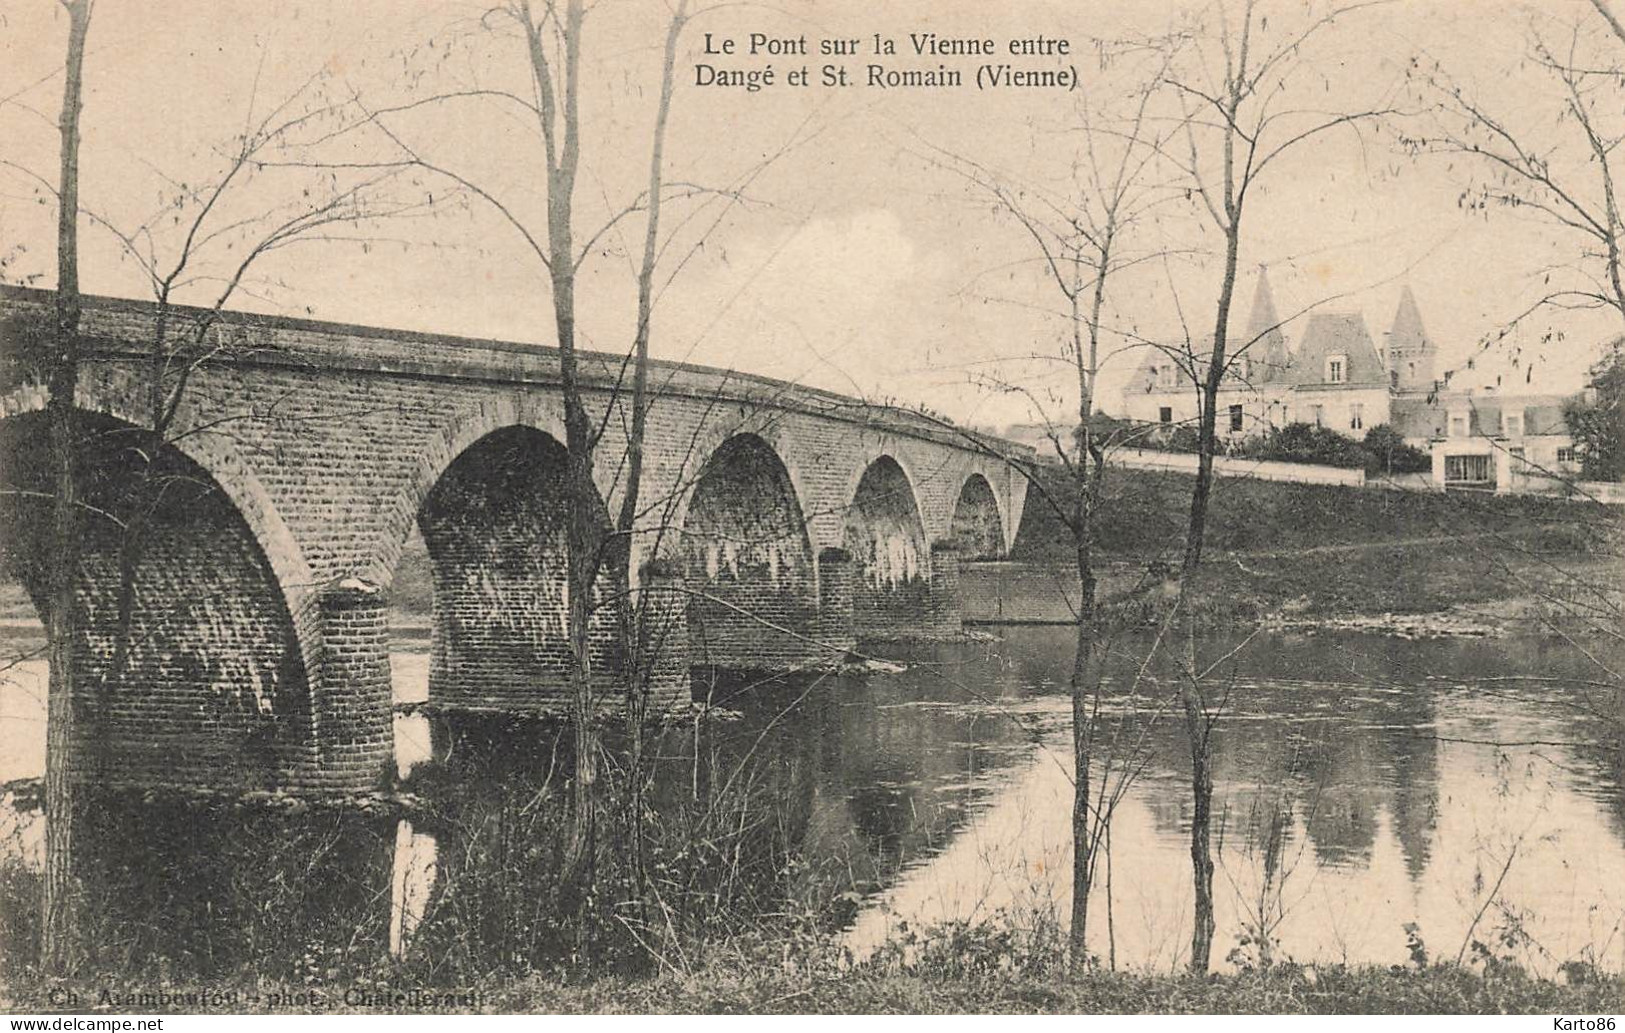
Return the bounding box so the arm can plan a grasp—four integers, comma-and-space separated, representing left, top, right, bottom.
1241, 267, 1290, 382
1388, 285, 1434, 356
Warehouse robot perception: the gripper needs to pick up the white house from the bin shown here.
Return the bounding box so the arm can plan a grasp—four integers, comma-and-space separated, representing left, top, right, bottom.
1111, 274, 1593, 495
1120, 270, 1397, 440
1416, 393, 1580, 492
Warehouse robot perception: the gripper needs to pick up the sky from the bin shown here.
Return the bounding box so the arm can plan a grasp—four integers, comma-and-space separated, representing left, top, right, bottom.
2, 0, 1620, 432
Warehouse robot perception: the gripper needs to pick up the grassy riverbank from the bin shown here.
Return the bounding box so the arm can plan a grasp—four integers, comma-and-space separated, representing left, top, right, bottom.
6, 961, 1619, 1014
1015, 464, 1622, 561
489, 964, 1624, 1014
1002, 466, 1624, 630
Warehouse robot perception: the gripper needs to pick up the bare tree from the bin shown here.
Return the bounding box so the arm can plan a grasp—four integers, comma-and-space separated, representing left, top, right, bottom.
1404, 5, 1625, 331
2, 13, 427, 967
1402, 0, 1625, 772
610, 0, 690, 919
79, 88, 426, 773
327, 0, 796, 948
1156, 0, 1390, 972
915, 47, 1177, 970
39, 0, 92, 977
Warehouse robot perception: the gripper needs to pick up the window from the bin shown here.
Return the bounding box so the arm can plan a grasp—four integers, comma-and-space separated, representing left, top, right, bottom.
1349, 402, 1364, 431
1156, 365, 1177, 390
1445, 454, 1493, 484
1229, 404, 1244, 432
1557, 446, 1577, 465
1159, 406, 1173, 425
1448, 413, 1469, 438
1508, 446, 1526, 472
1311, 404, 1325, 428
1501, 410, 1524, 438
1326, 355, 1347, 384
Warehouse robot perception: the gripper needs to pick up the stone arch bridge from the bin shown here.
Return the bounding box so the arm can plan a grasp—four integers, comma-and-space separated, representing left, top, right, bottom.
0, 287, 1029, 793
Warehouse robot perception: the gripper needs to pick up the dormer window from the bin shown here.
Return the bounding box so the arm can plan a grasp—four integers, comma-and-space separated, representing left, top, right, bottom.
1502, 410, 1525, 438
1326, 355, 1347, 384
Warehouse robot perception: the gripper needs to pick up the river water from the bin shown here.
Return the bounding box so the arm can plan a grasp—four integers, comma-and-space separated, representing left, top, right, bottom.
2, 625, 1622, 977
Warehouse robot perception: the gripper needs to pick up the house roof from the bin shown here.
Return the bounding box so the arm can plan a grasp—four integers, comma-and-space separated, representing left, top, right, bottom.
1392, 391, 1574, 438
1288, 312, 1387, 388
1127, 336, 1259, 397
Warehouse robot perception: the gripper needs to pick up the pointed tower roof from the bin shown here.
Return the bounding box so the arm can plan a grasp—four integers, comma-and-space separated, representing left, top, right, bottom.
1387, 285, 1434, 356
1241, 266, 1290, 382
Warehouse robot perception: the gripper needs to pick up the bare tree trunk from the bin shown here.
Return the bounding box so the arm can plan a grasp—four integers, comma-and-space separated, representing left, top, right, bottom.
523, 3, 613, 965
1177, 216, 1242, 977
613, 0, 690, 923
1069, 482, 1095, 970
1178, 635, 1217, 973
42, 0, 93, 977
1068, 245, 1110, 971
518, 0, 598, 913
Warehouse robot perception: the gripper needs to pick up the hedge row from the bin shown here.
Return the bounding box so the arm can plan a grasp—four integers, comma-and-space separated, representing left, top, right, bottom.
1094, 418, 1432, 475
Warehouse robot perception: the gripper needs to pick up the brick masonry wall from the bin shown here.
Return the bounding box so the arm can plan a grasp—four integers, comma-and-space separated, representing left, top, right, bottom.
950, 473, 1005, 559
814, 548, 856, 658
843, 456, 934, 638
0, 413, 318, 791
418, 425, 616, 711
634, 560, 691, 709
315, 585, 395, 790
928, 544, 963, 635
0, 289, 1030, 790
680, 434, 820, 670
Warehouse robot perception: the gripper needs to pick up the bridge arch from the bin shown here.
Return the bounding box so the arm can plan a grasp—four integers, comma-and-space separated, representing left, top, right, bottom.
663, 418, 811, 552
842, 454, 933, 637
372, 394, 572, 587
0, 373, 318, 649
678, 432, 817, 670
0, 406, 317, 789
950, 472, 1006, 560
408, 421, 622, 710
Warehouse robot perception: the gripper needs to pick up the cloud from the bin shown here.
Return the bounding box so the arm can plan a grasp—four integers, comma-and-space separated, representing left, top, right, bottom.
665, 207, 946, 399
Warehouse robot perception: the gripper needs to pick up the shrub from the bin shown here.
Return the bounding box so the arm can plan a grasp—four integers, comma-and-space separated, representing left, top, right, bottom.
1243, 422, 1368, 469
1127, 421, 1426, 473
1563, 340, 1625, 482
1360, 424, 1431, 475
1162, 424, 1203, 454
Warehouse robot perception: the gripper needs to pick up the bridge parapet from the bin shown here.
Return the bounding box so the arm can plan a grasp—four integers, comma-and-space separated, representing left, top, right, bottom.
1, 285, 1030, 461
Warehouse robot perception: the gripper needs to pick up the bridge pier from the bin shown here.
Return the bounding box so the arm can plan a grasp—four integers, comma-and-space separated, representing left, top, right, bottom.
635, 559, 693, 707
815, 547, 857, 660
313, 580, 395, 791
927, 543, 964, 636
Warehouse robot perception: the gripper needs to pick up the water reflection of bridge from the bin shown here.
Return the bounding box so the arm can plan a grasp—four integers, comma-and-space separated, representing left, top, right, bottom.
6, 628, 1621, 975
